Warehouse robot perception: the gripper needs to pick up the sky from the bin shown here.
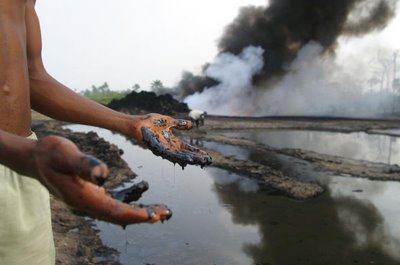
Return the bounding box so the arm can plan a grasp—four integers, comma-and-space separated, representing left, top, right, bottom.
36, 1, 400, 92
35, 0, 267, 91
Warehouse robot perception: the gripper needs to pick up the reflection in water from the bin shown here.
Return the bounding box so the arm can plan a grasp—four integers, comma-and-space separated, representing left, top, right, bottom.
67, 125, 400, 265
330, 179, 400, 261
224, 130, 400, 165
202, 140, 251, 161
67, 125, 260, 265
211, 170, 259, 193
210, 169, 400, 265
370, 129, 400, 137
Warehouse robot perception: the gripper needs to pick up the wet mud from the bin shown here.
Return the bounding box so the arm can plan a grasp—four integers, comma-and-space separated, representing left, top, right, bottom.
32, 120, 133, 265
31, 113, 400, 264
180, 116, 400, 199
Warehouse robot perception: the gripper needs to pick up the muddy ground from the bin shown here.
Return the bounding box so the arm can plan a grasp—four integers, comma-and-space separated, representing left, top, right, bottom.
186, 116, 400, 199
32, 120, 130, 265
31, 113, 400, 264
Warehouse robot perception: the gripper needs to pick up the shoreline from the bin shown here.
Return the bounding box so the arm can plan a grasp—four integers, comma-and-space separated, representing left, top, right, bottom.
33, 120, 131, 265
31, 114, 400, 264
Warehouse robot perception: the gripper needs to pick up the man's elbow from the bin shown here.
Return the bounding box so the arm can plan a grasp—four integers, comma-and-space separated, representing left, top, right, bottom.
28, 59, 48, 82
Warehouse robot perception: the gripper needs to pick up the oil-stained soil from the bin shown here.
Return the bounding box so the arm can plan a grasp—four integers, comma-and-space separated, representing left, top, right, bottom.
181, 116, 400, 199
32, 118, 133, 265
31, 112, 400, 264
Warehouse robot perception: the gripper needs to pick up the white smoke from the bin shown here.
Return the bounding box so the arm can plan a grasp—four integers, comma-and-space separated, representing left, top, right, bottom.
255, 41, 395, 117
185, 41, 397, 117
184, 46, 264, 115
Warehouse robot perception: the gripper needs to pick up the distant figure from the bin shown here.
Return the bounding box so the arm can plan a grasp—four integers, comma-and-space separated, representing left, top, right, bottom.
189, 110, 207, 128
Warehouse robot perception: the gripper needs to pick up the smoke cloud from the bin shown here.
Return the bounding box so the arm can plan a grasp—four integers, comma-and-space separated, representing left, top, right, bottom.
218, 0, 396, 85
185, 46, 264, 115
177, 0, 398, 117
255, 42, 395, 117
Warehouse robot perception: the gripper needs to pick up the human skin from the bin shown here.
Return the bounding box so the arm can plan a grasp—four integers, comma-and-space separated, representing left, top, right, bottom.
0, 0, 210, 225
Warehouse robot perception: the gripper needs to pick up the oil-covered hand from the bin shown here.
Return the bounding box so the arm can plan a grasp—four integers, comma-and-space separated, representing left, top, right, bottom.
32, 135, 172, 226
132, 113, 212, 168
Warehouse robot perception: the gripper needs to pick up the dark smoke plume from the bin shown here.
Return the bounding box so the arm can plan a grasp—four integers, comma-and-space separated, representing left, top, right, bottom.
175, 0, 397, 98
175, 65, 219, 98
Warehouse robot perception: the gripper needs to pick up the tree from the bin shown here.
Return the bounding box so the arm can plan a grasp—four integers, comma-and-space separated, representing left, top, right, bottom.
150, 80, 170, 95
132, 83, 140, 92
151, 80, 163, 90
81, 82, 131, 105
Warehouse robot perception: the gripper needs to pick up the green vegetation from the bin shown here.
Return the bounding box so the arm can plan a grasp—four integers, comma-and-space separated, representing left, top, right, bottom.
150, 79, 178, 97
81, 79, 179, 105
81, 82, 139, 105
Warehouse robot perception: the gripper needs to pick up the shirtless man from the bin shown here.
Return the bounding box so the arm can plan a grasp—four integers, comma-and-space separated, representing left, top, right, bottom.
189, 109, 207, 128
0, 1, 210, 264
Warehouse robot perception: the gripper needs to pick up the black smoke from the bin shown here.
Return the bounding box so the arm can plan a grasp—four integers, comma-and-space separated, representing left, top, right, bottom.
175, 65, 219, 98
174, 0, 397, 98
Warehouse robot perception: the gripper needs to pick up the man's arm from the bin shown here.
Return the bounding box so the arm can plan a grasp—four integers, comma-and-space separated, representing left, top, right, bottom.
0, 128, 171, 225
26, 1, 137, 137
0, 128, 107, 189
0, 129, 36, 177
26, 1, 211, 167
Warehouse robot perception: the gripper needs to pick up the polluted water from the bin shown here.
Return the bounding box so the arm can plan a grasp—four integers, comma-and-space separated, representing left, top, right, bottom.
67, 124, 400, 265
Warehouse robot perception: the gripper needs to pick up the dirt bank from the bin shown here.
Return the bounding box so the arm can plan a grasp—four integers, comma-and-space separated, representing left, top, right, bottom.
201, 115, 400, 132
31, 114, 400, 264
32, 120, 133, 265
181, 116, 400, 199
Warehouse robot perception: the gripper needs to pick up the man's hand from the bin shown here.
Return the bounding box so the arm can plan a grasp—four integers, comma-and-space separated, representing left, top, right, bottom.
131, 113, 212, 168
32, 135, 172, 226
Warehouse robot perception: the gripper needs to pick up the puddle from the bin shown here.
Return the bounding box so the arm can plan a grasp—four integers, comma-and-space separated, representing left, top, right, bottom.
67, 125, 400, 265
369, 129, 400, 137
223, 130, 400, 165
202, 140, 251, 161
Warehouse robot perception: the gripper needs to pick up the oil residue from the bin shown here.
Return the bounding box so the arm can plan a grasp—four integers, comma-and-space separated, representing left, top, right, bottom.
68, 125, 400, 265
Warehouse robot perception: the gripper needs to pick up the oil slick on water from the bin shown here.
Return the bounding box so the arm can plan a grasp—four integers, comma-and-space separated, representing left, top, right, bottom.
67, 125, 400, 265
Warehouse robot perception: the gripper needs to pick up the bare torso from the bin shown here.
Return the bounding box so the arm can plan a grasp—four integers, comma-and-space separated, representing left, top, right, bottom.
0, 0, 32, 136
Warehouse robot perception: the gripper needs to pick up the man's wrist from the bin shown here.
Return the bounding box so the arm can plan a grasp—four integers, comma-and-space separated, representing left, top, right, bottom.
119, 114, 146, 141
0, 130, 38, 177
